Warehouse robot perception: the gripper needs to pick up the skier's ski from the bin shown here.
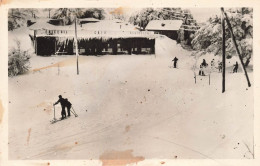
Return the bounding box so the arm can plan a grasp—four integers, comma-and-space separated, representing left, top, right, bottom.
50, 117, 69, 124
168, 66, 178, 69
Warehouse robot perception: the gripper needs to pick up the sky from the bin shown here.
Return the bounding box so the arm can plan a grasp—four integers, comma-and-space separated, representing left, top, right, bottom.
188, 8, 221, 23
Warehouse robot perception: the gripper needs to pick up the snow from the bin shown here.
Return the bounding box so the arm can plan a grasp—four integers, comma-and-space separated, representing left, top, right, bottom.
8, 26, 34, 53
145, 20, 183, 31
8, 35, 253, 160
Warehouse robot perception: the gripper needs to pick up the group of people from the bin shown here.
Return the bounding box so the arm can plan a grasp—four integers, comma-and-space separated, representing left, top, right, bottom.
54, 95, 72, 119
198, 58, 239, 75
217, 60, 239, 73
171, 57, 239, 74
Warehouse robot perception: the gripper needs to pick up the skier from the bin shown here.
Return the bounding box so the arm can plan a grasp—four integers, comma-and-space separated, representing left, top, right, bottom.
233, 61, 238, 73
201, 59, 208, 67
218, 61, 222, 72
53, 95, 67, 119
64, 98, 72, 117
199, 64, 206, 76
199, 59, 208, 76
211, 59, 215, 67
172, 57, 178, 68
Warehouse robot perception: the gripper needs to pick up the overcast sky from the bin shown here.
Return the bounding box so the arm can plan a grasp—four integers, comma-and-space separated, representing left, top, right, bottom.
188, 8, 221, 23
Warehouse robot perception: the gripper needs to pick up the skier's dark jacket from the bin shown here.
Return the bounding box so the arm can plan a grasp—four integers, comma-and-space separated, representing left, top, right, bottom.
55, 98, 67, 107
64, 98, 72, 107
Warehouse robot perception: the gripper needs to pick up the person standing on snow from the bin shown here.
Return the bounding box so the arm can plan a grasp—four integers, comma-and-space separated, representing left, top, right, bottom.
199, 59, 208, 76
211, 59, 215, 67
201, 59, 208, 67
218, 61, 223, 72
64, 98, 72, 117
172, 57, 179, 68
54, 95, 67, 119
233, 61, 238, 73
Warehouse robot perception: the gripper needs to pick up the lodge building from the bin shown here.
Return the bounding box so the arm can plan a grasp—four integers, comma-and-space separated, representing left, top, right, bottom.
145, 20, 183, 40
29, 19, 156, 56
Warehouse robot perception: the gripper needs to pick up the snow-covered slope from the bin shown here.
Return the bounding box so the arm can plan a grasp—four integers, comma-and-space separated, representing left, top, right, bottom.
8, 36, 254, 161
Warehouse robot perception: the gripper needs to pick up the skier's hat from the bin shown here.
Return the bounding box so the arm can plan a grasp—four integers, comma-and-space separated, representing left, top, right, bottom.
58, 95, 62, 98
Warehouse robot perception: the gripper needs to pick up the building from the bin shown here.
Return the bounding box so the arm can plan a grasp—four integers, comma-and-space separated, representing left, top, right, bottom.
78, 18, 100, 27
29, 19, 156, 56
145, 20, 183, 40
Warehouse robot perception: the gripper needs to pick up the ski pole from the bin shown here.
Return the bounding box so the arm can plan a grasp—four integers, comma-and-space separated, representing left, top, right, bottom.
70, 110, 77, 117
71, 106, 78, 117
53, 105, 57, 121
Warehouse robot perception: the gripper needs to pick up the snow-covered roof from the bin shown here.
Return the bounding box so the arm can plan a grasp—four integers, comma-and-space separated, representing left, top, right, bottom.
31, 19, 157, 39
79, 20, 138, 31
145, 20, 183, 31
29, 19, 69, 30
29, 19, 138, 31
78, 18, 100, 22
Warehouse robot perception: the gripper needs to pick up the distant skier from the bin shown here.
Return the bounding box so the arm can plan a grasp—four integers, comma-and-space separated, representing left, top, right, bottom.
211, 59, 215, 67
199, 64, 205, 76
64, 98, 72, 117
172, 57, 178, 68
201, 59, 208, 67
218, 61, 222, 72
233, 61, 238, 73
54, 95, 67, 119
199, 59, 208, 76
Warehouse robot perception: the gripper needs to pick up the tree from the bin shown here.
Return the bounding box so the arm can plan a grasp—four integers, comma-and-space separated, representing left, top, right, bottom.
52, 8, 83, 25
8, 8, 38, 31
191, 8, 253, 64
52, 8, 105, 25
24, 9, 39, 18
82, 8, 105, 20
43, 8, 54, 18
109, 7, 127, 21
129, 8, 198, 46
8, 40, 31, 77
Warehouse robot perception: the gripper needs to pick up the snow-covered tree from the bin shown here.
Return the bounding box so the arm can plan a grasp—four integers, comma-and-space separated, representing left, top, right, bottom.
8, 9, 38, 31
109, 7, 127, 21
52, 8, 105, 25
43, 8, 55, 18
129, 8, 198, 47
8, 40, 31, 77
83, 8, 105, 20
191, 8, 253, 65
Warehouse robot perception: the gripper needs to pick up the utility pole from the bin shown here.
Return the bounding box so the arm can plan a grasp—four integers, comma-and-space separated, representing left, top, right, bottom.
74, 16, 79, 75
221, 8, 251, 87
221, 8, 226, 93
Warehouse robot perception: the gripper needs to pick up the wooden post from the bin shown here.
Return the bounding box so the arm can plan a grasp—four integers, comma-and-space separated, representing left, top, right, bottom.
208, 74, 210, 85
221, 8, 226, 93
34, 30, 37, 54
221, 8, 251, 87
58, 64, 60, 75
74, 17, 79, 75
54, 39, 57, 53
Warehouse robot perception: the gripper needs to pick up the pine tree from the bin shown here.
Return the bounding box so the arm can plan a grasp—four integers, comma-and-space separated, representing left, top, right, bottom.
8, 40, 31, 77
191, 8, 253, 65
8, 9, 36, 31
